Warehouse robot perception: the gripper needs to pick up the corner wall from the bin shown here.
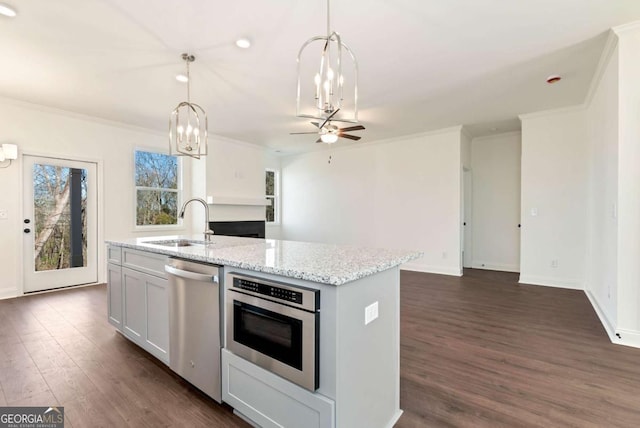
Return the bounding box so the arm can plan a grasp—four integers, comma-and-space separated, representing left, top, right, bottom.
584, 38, 619, 334
519, 108, 588, 289
615, 23, 640, 346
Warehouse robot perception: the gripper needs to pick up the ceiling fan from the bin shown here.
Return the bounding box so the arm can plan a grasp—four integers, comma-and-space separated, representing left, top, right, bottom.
290, 109, 365, 143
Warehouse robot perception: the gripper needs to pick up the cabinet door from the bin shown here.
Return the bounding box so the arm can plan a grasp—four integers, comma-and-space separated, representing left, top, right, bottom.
107, 263, 123, 330
145, 274, 169, 364
122, 267, 146, 346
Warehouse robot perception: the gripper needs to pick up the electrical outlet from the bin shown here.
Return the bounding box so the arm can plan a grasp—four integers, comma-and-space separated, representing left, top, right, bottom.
442, 251, 447, 259
0, 209, 7, 220
365, 301, 379, 325
551, 259, 558, 268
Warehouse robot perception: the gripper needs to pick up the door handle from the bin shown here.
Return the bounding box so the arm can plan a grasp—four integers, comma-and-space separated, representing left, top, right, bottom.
24, 228, 31, 233
518, 224, 521, 228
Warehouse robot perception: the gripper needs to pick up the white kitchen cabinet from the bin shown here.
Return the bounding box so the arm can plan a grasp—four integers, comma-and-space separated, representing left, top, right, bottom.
222, 349, 335, 428
107, 262, 123, 329
107, 246, 169, 365
122, 266, 147, 347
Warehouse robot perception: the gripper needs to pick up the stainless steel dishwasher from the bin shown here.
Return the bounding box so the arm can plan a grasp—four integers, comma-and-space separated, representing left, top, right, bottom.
165, 258, 222, 402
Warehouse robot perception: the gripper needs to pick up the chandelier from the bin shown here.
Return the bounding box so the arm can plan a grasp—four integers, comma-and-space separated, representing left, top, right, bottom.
169, 53, 208, 159
296, 0, 358, 124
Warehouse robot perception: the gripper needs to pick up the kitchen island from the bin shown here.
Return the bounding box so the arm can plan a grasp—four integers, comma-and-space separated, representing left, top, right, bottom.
106, 235, 421, 428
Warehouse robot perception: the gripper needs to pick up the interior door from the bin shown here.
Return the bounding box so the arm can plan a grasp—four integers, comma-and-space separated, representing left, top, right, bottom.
22, 155, 97, 292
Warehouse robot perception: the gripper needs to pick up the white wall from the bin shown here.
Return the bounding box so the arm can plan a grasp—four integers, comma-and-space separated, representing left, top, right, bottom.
519, 108, 588, 289
280, 127, 463, 276
205, 136, 268, 222
585, 41, 619, 332
470, 132, 521, 272
616, 24, 640, 343
0, 98, 195, 298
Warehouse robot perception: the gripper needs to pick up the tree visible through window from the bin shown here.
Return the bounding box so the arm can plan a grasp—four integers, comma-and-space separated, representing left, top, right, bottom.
266, 169, 277, 223
135, 151, 179, 226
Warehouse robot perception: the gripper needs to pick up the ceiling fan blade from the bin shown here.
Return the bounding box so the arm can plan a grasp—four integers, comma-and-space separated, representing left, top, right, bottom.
339, 125, 365, 132
320, 108, 340, 129
290, 132, 319, 135
315, 138, 323, 143
339, 134, 361, 141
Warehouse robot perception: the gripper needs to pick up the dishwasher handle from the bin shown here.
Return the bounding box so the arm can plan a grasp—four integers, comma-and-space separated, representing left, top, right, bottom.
165, 265, 219, 283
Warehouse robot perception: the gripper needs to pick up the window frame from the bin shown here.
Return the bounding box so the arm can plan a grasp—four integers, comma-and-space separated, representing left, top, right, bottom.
265, 168, 280, 225
133, 148, 184, 232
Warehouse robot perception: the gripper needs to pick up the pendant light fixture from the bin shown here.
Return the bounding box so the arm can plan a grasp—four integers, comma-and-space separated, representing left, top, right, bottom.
296, 0, 358, 124
169, 53, 208, 159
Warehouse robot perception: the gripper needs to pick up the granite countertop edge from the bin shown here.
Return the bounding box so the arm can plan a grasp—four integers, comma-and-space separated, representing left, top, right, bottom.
106, 238, 423, 286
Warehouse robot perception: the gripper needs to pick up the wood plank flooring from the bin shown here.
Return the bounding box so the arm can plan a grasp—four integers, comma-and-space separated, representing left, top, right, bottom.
397, 269, 640, 427
1, 270, 639, 427
0, 285, 248, 428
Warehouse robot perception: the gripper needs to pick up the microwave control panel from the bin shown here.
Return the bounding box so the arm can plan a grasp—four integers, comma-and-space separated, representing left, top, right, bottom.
234, 277, 303, 305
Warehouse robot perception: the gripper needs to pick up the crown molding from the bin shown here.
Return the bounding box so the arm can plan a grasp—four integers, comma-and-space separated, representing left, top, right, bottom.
612, 20, 640, 36
518, 104, 586, 121
471, 130, 522, 143
0, 95, 167, 137
583, 29, 619, 107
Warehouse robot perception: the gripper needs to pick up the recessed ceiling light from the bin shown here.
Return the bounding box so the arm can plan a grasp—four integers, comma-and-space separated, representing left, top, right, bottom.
175, 74, 189, 83
546, 75, 562, 84
0, 3, 17, 17
236, 38, 251, 49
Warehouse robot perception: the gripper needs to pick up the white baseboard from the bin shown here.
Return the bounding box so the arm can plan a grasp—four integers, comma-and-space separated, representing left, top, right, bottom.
471, 261, 520, 273
0, 288, 18, 300
613, 329, 640, 349
584, 289, 617, 342
518, 275, 583, 290
401, 262, 462, 277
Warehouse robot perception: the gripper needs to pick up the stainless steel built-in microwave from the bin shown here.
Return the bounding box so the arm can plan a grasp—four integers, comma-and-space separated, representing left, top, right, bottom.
225, 273, 320, 391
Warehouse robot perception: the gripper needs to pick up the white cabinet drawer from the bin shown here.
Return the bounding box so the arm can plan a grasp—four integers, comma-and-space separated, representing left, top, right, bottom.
222, 349, 335, 428
107, 245, 122, 264
122, 248, 168, 279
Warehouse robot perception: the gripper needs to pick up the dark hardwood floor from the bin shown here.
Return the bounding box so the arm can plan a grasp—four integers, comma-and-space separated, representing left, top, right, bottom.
397, 269, 640, 428
1, 270, 639, 427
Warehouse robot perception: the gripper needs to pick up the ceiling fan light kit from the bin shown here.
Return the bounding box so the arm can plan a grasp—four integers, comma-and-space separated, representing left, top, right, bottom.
169, 53, 208, 159
296, 0, 358, 124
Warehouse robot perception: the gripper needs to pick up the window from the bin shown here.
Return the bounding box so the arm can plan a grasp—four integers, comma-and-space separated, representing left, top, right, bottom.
135, 150, 180, 226
266, 168, 279, 223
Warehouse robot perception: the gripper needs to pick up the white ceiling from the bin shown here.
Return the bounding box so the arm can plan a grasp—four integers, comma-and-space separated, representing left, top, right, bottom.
1, 0, 639, 154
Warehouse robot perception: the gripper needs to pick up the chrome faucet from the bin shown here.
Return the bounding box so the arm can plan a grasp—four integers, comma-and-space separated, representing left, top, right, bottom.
179, 198, 215, 241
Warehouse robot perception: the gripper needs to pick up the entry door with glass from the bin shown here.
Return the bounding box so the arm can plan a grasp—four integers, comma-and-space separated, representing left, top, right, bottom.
23, 156, 97, 293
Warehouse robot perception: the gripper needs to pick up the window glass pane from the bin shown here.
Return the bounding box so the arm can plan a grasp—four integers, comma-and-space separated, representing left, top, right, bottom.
266, 197, 275, 222
136, 190, 178, 225
135, 151, 178, 189
33, 165, 88, 271
266, 170, 275, 196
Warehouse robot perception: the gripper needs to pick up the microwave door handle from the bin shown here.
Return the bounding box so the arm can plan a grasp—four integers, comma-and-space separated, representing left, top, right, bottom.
165, 265, 219, 283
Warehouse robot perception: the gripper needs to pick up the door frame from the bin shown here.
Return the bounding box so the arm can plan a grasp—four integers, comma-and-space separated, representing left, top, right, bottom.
19, 151, 104, 295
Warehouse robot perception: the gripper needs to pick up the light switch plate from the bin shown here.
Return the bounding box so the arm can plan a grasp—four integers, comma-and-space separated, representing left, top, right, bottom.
365, 301, 379, 325
0, 209, 7, 220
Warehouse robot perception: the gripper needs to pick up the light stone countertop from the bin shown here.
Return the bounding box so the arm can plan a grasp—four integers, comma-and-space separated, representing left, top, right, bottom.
105, 235, 423, 286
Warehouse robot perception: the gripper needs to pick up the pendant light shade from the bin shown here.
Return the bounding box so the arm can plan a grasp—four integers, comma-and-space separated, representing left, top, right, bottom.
169, 53, 208, 159
296, 0, 358, 124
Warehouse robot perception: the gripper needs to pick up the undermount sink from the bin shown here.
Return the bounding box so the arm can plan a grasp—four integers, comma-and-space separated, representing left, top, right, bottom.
146, 239, 208, 248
